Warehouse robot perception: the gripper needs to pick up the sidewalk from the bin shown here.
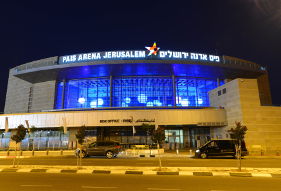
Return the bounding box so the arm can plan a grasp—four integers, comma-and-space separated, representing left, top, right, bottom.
1, 150, 281, 178
1, 150, 281, 159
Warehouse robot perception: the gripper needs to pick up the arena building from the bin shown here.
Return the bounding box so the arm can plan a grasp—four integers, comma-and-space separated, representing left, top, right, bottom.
1, 43, 280, 154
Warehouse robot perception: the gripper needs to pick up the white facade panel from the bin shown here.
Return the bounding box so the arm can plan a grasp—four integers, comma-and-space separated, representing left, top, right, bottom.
0, 109, 226, 130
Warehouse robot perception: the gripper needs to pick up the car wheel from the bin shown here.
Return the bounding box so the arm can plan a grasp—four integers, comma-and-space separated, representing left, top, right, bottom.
106, 151, 114, 159
200, 153, 208, 159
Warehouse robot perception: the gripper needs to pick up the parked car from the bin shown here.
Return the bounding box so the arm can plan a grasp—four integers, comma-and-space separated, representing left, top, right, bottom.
75, 141, 122, 159
195, 139, 248, 159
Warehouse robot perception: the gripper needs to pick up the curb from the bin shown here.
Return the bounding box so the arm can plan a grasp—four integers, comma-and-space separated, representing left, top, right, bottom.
0, 156, 32, 159
1, 154, 281, 159
0, 154, 193, 159
193, 172, 213, 176
230, 172, 252, 177
0, 168, 280, 178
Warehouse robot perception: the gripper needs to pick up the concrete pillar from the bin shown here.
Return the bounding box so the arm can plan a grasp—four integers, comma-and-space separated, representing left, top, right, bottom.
68, 128, 78, 149
217, 78, 220, 87
172, 75, 176, 106
183, 128, 189, 148
110, 76, 113, 107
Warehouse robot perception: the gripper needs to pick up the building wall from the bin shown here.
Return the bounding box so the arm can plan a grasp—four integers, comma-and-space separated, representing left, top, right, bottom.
0, 109, 226, 129
209, 78, 281, 155
30, 80, 56, 112
4, 69, 31, 114
257, 72, 272, 105
4, 68, 56, 113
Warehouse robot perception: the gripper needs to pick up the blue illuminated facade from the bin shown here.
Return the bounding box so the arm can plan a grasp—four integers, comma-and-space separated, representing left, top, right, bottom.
55, 73, 219, 109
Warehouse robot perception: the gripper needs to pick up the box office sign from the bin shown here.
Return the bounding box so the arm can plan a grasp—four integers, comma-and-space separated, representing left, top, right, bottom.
99, 118, 155, 124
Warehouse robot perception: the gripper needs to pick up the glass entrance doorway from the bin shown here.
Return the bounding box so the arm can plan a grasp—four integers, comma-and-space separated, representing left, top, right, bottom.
189, 127, 210, 148
164, 129, 184, 150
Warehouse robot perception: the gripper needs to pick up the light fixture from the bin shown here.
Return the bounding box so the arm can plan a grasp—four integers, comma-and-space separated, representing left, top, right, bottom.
90, 100, 97, 108
78, 97, 86, 104
137, 94, 147, 103
97, 98, 104, 106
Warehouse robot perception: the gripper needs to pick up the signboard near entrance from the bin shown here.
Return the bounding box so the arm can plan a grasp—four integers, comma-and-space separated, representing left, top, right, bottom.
99, 118, 155, 124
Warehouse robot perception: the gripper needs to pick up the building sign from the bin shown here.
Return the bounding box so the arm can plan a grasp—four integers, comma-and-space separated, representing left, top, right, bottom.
99, 118, 155, 124
145, 42, 160, 56
59, 44, 220, 64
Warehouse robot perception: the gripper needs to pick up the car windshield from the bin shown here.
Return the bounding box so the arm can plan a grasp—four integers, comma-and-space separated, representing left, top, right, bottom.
201, 140, 212, 148
88, 142, 96, 147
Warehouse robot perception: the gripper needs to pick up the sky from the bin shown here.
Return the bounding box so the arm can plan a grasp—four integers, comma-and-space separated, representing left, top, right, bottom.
1, 0, 281, 112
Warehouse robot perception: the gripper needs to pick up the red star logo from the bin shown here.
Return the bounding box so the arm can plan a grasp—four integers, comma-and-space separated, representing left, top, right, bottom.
145, 42, 160, 56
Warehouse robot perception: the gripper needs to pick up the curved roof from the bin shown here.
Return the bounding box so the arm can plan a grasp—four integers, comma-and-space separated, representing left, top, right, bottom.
11, 50, 266, 83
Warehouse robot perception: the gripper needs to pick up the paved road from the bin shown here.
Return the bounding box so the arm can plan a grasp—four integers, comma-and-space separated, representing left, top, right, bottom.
0, 172, 280, 191
1, 156, 281, 168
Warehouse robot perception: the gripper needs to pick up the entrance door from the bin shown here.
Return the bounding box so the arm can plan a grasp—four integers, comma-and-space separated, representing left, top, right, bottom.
189, 127, 210, 148
164, 130, 184, 150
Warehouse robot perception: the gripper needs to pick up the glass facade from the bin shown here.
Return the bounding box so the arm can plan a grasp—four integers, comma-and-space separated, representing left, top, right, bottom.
175, 77, 217, 107
0, 132, 10, 150
113, 77, 173, 107
56, 78, 110, 109
21, 130, 69, 150
165, 129, 184, 149
55, 76, 219, 109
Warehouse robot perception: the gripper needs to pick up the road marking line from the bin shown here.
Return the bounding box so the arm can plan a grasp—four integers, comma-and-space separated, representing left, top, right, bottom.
147, 188, 182, 191
20, 185, 52, 187
82, 186, 118, 189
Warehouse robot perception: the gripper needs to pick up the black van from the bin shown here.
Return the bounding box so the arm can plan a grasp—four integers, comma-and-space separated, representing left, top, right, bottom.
195, 139, 248, 159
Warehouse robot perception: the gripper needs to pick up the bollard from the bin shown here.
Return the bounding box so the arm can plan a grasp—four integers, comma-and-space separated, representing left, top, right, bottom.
189, 149, 192, 155
176, 149, 179, 155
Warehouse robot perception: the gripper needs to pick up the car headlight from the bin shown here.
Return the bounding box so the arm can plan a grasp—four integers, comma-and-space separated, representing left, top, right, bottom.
195, 149, 200, 153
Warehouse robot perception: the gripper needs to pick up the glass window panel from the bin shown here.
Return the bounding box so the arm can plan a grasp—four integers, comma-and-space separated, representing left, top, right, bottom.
63, 78, 110, 109
176, 77, 217, 107
55, 81, 64, 109
112, 77, 173, 107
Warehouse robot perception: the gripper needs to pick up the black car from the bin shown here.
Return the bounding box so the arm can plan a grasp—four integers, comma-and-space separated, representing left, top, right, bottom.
75, 141, 122, 159
195, 139, 248, 159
